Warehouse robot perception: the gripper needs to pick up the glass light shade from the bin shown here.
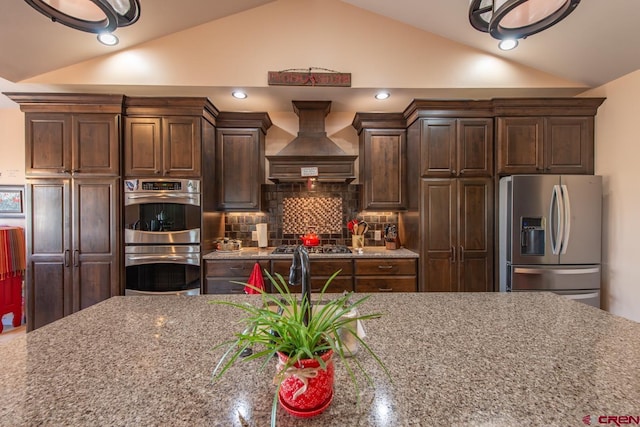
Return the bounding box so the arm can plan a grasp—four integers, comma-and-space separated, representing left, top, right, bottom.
42, 0, 106, 21
25, 0, 140, 33
232, 91, 247, 99
498, 38, 518, 50
375, 92, 390, 100
498, 0, 566, 29
469, 0, 580, 41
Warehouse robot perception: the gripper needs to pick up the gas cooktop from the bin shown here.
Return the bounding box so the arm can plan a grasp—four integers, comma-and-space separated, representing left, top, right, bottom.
271, 245, 352, 255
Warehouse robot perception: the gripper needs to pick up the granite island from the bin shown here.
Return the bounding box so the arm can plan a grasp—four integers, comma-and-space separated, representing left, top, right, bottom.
1, 293, 639, 426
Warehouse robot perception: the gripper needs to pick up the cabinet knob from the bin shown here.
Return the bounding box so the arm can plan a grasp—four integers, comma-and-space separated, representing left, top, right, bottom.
154, 170, 160, 174
536, 167, 544, 171
61, 169, 71, 174
452, 169, 456, 175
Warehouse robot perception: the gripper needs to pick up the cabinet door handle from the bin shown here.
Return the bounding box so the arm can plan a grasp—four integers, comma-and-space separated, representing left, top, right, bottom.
460, 245, 464, 262
452, 169, 456, 175
154, 170, 160, 174
451, 246, 456, 262
71, 169, 80, 174
73, 250, 79, 267
378, 288, 393, 292
61, 169, 71, 174
377, 265, 393, 270
64, 249, 70, 267
229, 266, 243, 270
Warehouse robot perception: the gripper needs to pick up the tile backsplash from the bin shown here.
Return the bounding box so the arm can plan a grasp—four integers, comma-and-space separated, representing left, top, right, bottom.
224, 182, 398, 248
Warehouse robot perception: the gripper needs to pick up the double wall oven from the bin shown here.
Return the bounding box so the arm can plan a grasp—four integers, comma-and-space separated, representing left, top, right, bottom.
124, 179, 201, 295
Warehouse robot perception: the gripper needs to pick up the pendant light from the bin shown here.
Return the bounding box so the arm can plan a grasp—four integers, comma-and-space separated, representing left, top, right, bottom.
24, 0, 140, 34
469, 0, 580, 46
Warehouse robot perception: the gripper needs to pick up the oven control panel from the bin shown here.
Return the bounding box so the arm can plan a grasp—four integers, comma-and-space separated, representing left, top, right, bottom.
125, 179, 200, 193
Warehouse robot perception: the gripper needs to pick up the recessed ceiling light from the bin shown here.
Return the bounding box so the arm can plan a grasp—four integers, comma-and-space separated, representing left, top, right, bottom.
232, 91, 247, 99
375, 92, 390, 100
97, 32, 119, 46
498, 38, 518, 50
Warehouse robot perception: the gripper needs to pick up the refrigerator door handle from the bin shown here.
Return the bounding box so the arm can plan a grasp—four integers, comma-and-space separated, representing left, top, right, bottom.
513, 267, 600, 275
560, 184, 571, 254
550, 185, 564, 255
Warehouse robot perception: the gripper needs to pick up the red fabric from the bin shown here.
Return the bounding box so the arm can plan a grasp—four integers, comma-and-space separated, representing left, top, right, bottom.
244, 262, 265, 294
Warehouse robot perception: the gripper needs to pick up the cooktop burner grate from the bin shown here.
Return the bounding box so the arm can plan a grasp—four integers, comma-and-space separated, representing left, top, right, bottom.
271, 245, 352, 255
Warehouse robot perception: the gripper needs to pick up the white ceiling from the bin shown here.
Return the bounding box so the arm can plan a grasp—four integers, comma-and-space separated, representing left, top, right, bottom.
1, 0, 639, 112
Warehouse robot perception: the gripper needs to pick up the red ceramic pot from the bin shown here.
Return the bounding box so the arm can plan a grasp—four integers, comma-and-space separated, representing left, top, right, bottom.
300, 231, 320, 247
276, 349, 334, 416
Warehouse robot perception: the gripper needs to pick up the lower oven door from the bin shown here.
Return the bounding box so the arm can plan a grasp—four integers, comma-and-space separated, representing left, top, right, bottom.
125, 245, 200, 295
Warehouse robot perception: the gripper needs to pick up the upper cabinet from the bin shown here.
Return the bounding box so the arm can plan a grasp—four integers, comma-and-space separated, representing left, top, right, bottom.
420, 118, 493, 177
352, 113, 407, 210
496, 116, 593, 175
494, 98, 605, 175
215, 112, 272, 212
10, 94, 124, 178
123, 97, 219, 178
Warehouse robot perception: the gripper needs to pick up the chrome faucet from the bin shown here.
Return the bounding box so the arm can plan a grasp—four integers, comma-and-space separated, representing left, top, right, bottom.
289, 245, 311, 326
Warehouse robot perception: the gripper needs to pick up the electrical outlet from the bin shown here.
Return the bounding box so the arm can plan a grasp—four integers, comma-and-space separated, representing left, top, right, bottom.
251, 231, 258, 241
374, 230, 382, 241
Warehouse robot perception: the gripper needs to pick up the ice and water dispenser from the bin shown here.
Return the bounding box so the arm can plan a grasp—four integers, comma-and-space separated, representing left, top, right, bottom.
520, 217, 545, 256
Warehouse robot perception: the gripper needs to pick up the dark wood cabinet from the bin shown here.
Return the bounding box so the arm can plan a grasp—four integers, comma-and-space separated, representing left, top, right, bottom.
352, 113, 407, 210
358, 128, 406, 210
6, 93, 127, 331
420, 118, 493, 177
124, 116, 201, 177
204, 259, 270, 294
354, 258, 417, 292
497, 116, 594, 175
216, 128, 264, 211
25, 112, 120, 176
215, 112, 271, 212
271, 259, 354, 293
26, 178, 120, 330
420, 178, 493, 292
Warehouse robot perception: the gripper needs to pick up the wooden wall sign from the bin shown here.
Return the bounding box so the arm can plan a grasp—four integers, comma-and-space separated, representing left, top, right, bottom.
268, 68, 351, 87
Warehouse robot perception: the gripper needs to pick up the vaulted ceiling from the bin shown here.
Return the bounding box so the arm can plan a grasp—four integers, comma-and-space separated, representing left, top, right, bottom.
1, 0, 639, 112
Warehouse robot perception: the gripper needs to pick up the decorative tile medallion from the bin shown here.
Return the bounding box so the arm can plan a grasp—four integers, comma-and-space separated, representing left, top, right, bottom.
283, 197, 342, 234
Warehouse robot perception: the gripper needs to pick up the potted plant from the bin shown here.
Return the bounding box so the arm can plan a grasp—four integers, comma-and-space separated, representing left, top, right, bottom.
210, 266, 388, 426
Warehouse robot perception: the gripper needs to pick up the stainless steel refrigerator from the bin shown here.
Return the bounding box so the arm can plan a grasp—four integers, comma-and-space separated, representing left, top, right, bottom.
499, 175, 602, 308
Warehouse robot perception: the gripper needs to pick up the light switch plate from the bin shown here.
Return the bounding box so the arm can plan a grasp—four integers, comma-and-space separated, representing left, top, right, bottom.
374, 230, 382, 241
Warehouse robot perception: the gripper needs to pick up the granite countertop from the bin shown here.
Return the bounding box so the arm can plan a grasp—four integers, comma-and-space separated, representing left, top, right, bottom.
1, 293, 639, 426
203, 246, 419, 260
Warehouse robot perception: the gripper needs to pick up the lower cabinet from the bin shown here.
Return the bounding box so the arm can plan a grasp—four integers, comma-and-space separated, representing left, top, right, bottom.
271, 259, 354, 293
204, 257, 418, 294
204, 260, 270, 294
354, 259, 417, 292
26, 178, 120, 331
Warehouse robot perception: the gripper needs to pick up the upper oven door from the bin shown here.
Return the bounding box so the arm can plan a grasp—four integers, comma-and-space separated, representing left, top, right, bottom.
124, 179, 201, 244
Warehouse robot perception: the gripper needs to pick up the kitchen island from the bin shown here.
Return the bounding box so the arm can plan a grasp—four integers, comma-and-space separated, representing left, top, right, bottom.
1, 293, 639, 426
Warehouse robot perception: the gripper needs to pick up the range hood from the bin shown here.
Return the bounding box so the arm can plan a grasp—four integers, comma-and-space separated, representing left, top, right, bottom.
267, 101, 357, 183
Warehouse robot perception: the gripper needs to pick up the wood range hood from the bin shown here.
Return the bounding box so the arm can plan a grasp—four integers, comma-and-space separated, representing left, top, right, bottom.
267, 101, 357, 183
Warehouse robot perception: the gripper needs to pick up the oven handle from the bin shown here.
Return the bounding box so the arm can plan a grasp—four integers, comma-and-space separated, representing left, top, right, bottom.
125, 254, 200, 267
124, 193, 200, 206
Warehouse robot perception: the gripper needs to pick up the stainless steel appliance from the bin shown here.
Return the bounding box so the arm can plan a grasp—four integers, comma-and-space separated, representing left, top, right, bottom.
499, 175, 602, 308
272, 245, 352, 255
124, 178, 201, 295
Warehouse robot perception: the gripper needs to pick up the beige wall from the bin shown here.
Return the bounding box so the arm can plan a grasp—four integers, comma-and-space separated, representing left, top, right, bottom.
583, 70, 640, 322
0, 108, 25, 229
